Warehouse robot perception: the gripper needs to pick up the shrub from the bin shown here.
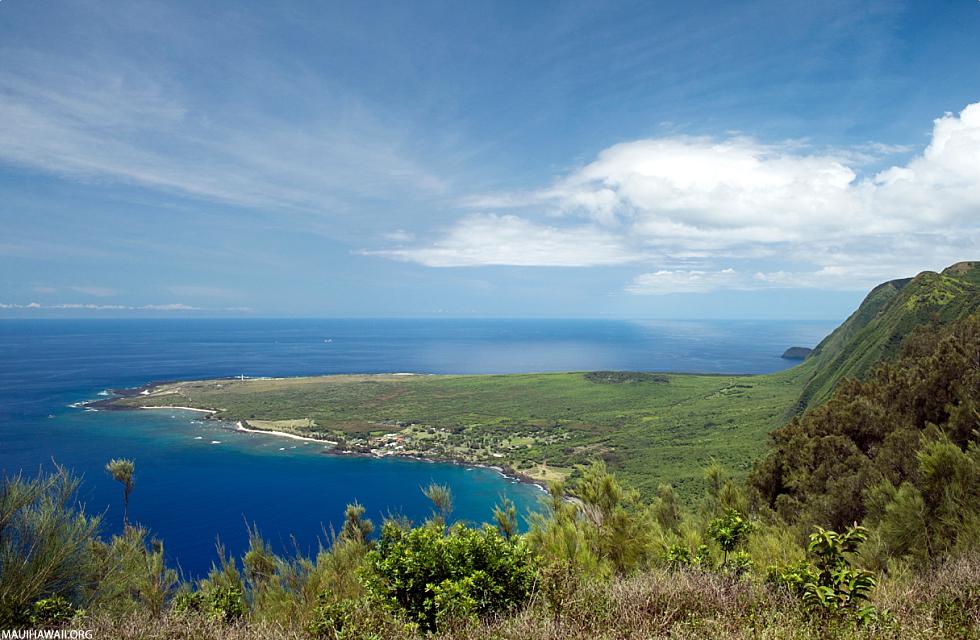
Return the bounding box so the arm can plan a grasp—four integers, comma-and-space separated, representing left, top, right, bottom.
706, 509, 753, 565
172, 586, 247, 623
171, 590, 206, 616
725, 550, 753, 578
665, 544, 708, 571
206, 586, 248, 622
363, 521, 535, 632
185, 542, 249, 623
307, 597, 367, 639
772, 525, 880, 623
87, 525, 179, 617
29, 596, 75, 627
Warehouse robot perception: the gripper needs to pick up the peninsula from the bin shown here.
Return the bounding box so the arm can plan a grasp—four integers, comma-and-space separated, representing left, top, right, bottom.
104, 369, 806, 497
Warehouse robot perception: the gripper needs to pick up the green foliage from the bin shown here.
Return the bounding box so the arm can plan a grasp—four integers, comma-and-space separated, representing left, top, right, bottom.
185, 541, 249, 622
865, 434, 980, 564
305, 539, 370, 609
422, 482, 453, 529
105, 458, 135, 527
0, 466, 100, 627
529, 463, 654, 579
8, 453, 980, 637
528, 482, 608, 625
752, 310, 980, 543
725, 550, 753, 577
527, 463, 660, 627
86, 525, 179, 617
772, 526, 879, 623
707, 509, 753, 564
363, 521, 535, 632
574, 461, 654, 573
171, 590, 205, 616
172, 586, 247, 623
744, 521, 806, 569
665, 543, 708, 570
0, 467, 183, 626
339, 502, 374, 545
651, 483, 682, 532
797, 264, 980, 409
206, 586, 248, 622
28, 596, 75, 627
492, 496, 519, 540
307, 596, 415, 640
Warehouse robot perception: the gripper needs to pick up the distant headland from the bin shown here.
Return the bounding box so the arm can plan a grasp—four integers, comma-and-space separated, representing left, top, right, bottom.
780, 346, 812, 360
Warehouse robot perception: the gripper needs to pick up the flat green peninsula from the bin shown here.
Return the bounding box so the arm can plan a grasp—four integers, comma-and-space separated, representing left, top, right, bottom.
109, 367, 811, 498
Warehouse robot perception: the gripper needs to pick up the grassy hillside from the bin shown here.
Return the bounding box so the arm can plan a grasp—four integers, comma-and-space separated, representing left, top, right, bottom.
111, 369, 808, 499
797, 261, 980, 408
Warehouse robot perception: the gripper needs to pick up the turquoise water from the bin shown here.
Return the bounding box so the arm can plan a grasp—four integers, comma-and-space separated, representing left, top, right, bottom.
0, 318, 833, 576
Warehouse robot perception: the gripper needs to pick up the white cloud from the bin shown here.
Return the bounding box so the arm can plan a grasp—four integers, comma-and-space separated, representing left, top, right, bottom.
382, 230, 416, 243
364, 214, 640, 267
627, 255, 966, 296
377, 101, 980, 292
626, 268, 740, 294
139, 303, 200, 311
552, 104, 980, 253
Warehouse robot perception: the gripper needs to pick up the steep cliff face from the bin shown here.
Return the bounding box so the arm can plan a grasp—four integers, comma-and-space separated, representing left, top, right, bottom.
796, 262, 980, 409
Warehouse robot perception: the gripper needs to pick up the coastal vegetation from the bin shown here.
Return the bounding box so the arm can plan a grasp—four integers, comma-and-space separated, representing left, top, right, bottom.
2, 445, 978, 637
105, 458, 136, 528
108, 369, 804, 498
4, 262, 979, 637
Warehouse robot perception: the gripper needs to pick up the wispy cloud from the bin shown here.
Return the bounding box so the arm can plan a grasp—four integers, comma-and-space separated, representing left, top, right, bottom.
0, 50, 447, 215
364, 213, 641, 267
626, 263, 931, 295
0, 302, 250, 312
382, 230, 416, 243
626, 269, 740, 295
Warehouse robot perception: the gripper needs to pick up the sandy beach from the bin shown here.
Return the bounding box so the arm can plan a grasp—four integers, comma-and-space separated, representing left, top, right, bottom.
235, 421, 337, 445
139, 405, 217, 415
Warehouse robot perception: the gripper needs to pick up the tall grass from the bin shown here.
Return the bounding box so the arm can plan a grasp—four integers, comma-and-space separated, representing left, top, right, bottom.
86, 558, 979, 639
0, 467, 99, 626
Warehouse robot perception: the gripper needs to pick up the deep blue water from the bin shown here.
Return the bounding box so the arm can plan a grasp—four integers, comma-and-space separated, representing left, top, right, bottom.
0, 318, 833, 576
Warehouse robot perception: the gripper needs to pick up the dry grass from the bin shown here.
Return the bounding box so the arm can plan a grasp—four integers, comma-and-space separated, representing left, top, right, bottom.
84, 557, 979, 640
88, 613, 307, 640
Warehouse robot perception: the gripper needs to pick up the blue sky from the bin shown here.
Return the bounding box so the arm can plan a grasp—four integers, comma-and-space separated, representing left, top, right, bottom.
1, 0, 979, 319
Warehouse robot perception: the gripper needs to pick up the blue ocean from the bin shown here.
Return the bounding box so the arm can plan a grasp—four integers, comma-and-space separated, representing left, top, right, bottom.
0, 318, 833, 577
